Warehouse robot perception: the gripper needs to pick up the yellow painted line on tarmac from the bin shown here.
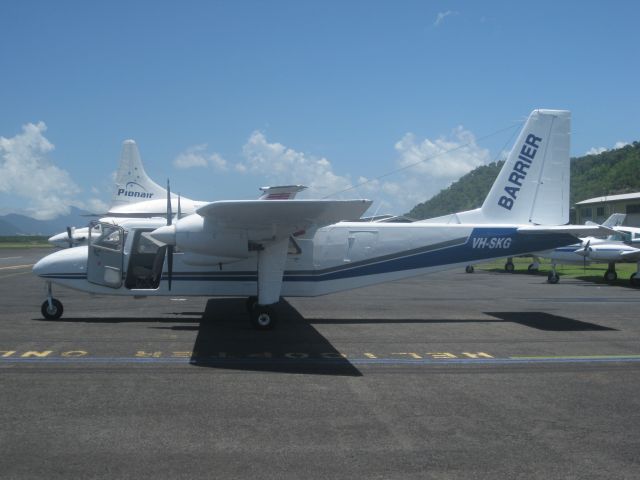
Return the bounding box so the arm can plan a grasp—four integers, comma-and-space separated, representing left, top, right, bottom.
0, 264, 34, 271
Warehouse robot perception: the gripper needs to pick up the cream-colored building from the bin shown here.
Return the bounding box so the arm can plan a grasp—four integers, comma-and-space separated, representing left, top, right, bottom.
575, 192, 640, 226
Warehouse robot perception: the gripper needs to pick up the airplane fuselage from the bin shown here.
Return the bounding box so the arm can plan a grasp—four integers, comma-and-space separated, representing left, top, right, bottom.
35, 221, 578, 298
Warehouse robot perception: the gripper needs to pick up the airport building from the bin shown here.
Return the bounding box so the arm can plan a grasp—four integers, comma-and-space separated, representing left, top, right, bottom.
575, 192, 640, 226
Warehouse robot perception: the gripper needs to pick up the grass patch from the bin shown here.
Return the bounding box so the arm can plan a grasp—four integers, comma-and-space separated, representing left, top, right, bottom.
0, 236, 52, 248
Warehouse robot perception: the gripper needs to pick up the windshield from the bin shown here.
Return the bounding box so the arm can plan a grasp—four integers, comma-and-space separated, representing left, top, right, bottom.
90, 223, 124, 251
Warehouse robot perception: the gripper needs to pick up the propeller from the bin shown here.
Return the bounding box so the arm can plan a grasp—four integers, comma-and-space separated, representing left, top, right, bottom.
166, 180, 173, 291
576, 239, 592, 271
66, 226, 74, 248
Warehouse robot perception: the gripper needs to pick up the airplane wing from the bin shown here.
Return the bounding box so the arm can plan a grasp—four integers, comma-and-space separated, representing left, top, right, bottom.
196, 199, 372, 235
517, 225, 616, 237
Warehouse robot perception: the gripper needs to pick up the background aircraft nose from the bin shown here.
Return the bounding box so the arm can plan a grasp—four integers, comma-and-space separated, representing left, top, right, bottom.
48, 232, 68, 248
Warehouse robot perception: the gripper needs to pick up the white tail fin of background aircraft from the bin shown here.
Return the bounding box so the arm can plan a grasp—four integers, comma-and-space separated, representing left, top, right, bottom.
110, 140, 175, 208
419, 109, 571, 225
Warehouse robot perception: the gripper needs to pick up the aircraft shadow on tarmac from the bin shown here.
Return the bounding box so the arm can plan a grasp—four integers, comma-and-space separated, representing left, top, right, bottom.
307, 312, 617, 331
168, 298, 363, 376
484, 312, 617, 331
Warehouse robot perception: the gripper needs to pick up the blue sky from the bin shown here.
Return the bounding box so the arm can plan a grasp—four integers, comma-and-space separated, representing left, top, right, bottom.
1, 0, 638, 219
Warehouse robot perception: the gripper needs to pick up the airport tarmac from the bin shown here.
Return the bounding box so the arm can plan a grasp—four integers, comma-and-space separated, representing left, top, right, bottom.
1, 248, 640, 479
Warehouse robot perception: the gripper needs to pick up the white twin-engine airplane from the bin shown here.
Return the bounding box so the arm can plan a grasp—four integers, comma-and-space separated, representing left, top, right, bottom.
34, 109, 611, 329
48, 139, 305, 247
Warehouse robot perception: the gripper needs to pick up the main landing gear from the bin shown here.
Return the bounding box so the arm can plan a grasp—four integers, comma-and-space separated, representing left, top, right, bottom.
547, 263, 560, 284
245, 296, 278, 330
604, 262, 617, 283
630, 261, 640, 287
40, 282, 63, 320
504, 257, 515, 273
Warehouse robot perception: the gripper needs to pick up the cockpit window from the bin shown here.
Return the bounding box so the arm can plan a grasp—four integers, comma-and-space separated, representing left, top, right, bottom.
607, 231, 632, 242
90, 223, 124, 251
136, 232, 164, 254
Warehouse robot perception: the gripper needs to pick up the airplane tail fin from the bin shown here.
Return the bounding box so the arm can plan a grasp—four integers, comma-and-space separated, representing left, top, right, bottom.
110, 140, 170, 208
480, 109, 571, 225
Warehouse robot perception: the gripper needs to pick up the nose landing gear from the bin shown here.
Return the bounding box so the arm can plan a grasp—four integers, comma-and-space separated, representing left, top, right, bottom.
40, 282, 63, 320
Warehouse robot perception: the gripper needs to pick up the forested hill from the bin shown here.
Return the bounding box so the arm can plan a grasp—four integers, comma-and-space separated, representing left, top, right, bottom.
406, 141, 640, 220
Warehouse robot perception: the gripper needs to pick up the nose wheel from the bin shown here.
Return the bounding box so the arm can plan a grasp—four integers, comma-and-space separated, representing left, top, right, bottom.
41, 298, 63, 320
41, 282, 64, 320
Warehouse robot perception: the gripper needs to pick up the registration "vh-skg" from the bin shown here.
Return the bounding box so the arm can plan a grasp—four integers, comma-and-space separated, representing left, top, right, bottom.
471, 237, 513, 249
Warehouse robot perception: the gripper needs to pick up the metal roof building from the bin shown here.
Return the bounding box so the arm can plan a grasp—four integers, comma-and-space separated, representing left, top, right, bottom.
575, 192, 640, 226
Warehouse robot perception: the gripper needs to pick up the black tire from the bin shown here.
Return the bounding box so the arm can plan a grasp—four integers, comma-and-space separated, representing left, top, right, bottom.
41, 298, 63, 320
465, 265, 474, 274
527, 264, 538, 273
547, 272, 559, 284
630, 272, 640, 287
250, 305, 277, 330
604, 270, 617, 282
505, 262, 515, 273
245, 296, 257, 312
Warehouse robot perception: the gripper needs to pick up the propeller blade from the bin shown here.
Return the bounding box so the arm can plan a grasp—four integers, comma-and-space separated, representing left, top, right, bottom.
167, 245, 173, 291
165, 180, 174, 290
166, 179, 172, 226
66, 226, 73, 247
177, 194, 182, 220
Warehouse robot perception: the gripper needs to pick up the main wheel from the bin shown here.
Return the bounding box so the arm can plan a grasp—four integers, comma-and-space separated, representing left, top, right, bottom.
465, 265, 474, 274
547, 272, 559, 284
505, 262, 515, 273
604, 270, 617, 282
527, 263, 539, 273
630, 272, 640, 287
250, 305, 277, 330
41, 298, 63, 320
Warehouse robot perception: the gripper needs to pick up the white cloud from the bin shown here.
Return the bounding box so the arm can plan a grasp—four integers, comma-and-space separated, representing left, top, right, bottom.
395, 126, 490, 178
586, 146, 607, 156
236, 127, 491, 215
434, 10, 458, 27
173, 144, 228, 170
0, 122, 81, 220
239, 131, 355, 198
84, 197, 110, 214
586, 141, 629, 155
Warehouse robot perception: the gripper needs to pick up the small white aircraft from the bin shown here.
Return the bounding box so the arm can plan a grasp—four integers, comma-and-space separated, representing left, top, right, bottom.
530, 214, 640, 285
48, 140, 305, 247
34, 109, 610, 329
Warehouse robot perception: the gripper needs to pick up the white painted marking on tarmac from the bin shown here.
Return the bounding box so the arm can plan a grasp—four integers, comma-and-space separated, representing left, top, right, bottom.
0, 264, 34, 270
0, 256, 22, 261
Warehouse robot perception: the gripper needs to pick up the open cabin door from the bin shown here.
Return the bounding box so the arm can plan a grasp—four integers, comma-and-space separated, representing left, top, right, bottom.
87, 221, 125, 288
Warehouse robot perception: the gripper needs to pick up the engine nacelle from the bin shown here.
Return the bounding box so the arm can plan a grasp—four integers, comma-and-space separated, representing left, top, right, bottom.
175, 215, 249, 259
